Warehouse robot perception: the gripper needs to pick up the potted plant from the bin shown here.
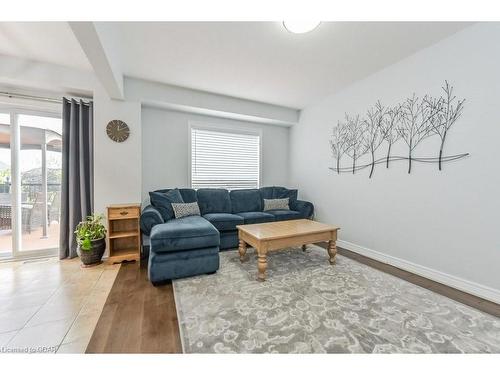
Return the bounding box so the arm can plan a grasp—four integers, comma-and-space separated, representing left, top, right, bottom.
75, 214, 107, 267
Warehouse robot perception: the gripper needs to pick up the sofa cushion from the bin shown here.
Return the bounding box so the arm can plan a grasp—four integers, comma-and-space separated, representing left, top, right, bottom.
273, 186, 298, 205
179, 188, 197, 203
265, 209, 302, 221
203, 213, 244, 231
150, 216, 219, 253
230, 189, 262, 213
149, 189, 184, 221
236, 211, 275, 225
155, 188, 197, 203
148, 246, 219, 283
259, 186, 274, 200
219, 230, 239, 250
259, 186, 298, 206
197, 188, 231, 214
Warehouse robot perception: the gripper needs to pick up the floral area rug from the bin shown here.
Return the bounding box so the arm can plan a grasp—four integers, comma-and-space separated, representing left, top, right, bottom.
173, 246, 500, 353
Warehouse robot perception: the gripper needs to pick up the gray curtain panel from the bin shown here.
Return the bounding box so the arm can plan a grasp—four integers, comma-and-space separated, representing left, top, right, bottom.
59, 98, 94, 259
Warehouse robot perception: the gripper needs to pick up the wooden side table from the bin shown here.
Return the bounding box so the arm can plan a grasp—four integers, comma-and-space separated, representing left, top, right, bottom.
107, 203, 141, 264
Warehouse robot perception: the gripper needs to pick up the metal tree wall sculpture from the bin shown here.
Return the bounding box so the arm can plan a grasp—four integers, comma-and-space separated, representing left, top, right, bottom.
329, 120, 349, 174
426, 81, 466, 170
345, 114, 367, 174
328, 81, 469, 178
381, 104, 402, 168
364, 101, 387, 178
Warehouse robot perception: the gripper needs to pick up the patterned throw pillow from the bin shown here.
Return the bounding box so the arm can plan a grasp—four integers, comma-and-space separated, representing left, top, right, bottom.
149, 188, 184, 221
263, 198, 289, 211
171, 202, 201, 219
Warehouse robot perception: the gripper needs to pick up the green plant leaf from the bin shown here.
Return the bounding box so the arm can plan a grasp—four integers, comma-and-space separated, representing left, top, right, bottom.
74, 213, 107, 250
82, 237, 92, 251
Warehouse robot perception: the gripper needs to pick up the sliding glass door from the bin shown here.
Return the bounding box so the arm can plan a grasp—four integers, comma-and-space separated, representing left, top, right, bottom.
0, 112, 13, 258
0, 109, 61, 259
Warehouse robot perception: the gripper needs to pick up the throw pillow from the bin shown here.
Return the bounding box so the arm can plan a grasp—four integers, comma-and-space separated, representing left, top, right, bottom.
171, 202, 201, 219
263, 198, 289, 211
149, 188, 184, 221
274, 187, 298, 205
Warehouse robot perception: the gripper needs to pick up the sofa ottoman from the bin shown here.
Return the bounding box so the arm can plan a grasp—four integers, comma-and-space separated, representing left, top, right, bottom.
148, 216, 220, 284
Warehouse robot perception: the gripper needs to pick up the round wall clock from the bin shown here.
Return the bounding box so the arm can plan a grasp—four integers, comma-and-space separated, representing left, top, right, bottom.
106, 120, 130, 143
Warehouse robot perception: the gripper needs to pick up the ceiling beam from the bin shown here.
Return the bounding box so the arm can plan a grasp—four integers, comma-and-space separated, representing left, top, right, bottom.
69, 22, 124, 100
125, 77, 300, 126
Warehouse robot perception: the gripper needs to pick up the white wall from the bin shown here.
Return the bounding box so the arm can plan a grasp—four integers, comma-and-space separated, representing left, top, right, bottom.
290, 23, 500, 302
93, 84, 142, 220
141, 107, 290, 200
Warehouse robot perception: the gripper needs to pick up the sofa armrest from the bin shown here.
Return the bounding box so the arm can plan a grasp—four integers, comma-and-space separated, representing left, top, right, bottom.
291, 199, 314, 219
140, 205, 164, 235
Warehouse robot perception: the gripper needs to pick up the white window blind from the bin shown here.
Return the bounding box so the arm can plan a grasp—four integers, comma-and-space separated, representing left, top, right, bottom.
191, 127, 260, 190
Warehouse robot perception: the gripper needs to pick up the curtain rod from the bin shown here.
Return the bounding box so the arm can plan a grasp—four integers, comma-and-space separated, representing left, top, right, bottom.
0, 91, 92, 105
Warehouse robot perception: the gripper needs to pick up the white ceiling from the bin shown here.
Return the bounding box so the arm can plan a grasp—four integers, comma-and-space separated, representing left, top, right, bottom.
0, 22, 473, 109
0, 22, 91, 71
106, 22, 472, 109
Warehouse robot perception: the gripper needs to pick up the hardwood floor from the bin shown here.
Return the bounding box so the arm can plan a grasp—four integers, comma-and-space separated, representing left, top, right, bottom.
85, 260, 182, 353
87, 244, 500, 353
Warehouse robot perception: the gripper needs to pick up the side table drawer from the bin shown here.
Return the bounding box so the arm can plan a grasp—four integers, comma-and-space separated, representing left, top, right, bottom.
108, 206, 140, 220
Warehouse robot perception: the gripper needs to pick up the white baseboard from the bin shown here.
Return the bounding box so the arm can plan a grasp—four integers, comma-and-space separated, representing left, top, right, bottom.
337, 239, 500, 305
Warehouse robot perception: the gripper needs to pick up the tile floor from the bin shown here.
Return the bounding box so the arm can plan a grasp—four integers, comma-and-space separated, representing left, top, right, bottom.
0, 257, 119, 354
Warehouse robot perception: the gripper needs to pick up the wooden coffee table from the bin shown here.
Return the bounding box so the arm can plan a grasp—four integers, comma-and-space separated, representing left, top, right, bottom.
237, 219, 340, 281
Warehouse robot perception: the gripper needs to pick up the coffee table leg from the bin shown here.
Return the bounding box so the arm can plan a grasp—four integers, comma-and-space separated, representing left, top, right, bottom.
257, 250, 267, 281
327, 240, 337, 264
238, 240, 247, 262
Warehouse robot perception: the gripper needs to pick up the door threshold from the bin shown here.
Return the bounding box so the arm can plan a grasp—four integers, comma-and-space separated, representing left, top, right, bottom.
0, 252, 58, 264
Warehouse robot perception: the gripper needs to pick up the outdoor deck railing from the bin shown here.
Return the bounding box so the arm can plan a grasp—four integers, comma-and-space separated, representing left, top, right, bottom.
0, 183, 61, 203
0, 183, 61, 232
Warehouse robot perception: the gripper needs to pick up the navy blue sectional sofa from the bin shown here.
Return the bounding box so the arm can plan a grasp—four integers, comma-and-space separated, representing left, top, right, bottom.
140, 186, 314, 285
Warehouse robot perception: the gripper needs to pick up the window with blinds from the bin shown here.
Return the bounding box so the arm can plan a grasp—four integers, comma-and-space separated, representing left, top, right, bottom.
191, 127, 260, 190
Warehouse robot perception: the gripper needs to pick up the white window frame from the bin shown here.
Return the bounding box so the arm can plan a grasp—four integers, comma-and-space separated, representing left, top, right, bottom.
0, 104, 61, 260
188, 121, 263, 190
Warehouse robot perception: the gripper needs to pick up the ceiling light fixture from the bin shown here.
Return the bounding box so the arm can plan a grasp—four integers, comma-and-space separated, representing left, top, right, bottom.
282, 21, 321, 34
